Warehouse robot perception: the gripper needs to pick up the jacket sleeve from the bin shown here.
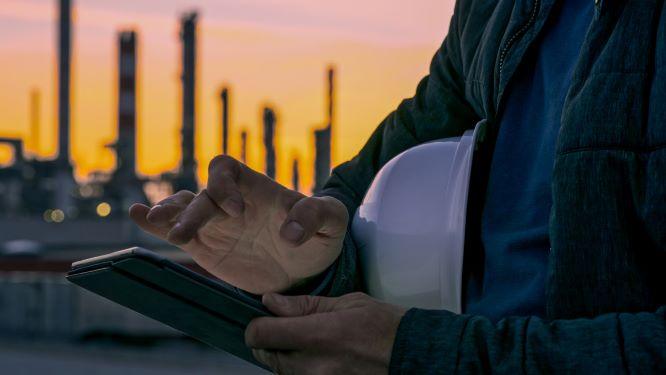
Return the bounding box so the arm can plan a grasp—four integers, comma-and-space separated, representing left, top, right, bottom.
318, 2, 480, 297
389, 306, 666, 374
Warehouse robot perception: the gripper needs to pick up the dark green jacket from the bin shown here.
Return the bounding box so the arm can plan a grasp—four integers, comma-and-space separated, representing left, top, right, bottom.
319, 0, 666, 373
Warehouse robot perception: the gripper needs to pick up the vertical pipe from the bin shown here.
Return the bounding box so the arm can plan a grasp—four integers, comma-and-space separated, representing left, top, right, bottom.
292, 157, 299, 192
313, 66, 335, 193
263, 108, 276, 179
178, 12, 198, 191
240, 129, 247, 164
313, 126, 330, 193
221, 87, 229, 155
57, 0, 71, 166
327, 66, 335, 131
29, 89, 40, 157
117, 30, 137, 176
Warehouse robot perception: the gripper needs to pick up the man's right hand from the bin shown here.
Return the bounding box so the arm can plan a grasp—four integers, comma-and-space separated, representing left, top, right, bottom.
129, 155, 348, 294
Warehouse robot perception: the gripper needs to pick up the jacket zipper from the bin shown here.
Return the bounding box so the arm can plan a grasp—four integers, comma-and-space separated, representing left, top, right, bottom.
498, 0, 541, 77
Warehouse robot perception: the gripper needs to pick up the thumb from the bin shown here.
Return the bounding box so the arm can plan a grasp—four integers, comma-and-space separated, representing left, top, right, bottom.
262, 293, 339, 317
279, 196, 348, 246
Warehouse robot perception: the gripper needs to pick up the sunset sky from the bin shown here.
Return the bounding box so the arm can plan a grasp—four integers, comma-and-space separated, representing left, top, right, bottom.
0, 0, 454, 191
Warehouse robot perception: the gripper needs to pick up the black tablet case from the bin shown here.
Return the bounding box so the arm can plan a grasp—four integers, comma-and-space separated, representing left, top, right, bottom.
66, 247, 271, 370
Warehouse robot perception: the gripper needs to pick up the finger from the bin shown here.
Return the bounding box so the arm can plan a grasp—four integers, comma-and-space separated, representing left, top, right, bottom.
207, 155, 245, 217
253, 349, 329, 375
167, 190, 223, 244
146, 190, 195, 224
252, 349, 282, 373
262, 293, 340, 317
245, 314, 336, 350
280, 196, 348, 246
129, 203, 170, 238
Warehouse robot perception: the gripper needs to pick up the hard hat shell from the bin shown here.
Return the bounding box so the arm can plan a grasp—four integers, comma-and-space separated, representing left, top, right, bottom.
352, 121, 486, 313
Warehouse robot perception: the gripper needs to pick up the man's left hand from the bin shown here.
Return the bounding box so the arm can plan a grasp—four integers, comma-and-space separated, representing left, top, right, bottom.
245, 292, 407, 374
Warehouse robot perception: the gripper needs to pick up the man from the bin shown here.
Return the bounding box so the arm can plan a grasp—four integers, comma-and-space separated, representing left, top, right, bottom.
130, 0, 665, 373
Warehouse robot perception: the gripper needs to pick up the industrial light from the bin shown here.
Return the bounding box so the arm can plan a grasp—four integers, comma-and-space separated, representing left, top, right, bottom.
51, 209, 65, 223
96, 202, 111, 217
43, 209, 53, 222
79, 185, 94, 198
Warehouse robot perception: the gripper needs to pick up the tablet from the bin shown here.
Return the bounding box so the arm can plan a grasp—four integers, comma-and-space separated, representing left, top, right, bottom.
66, 247, 272, 370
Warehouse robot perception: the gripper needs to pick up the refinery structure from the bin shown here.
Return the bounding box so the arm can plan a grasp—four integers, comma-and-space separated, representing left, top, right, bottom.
0, 0, 337, 228
0, 1, 341, 368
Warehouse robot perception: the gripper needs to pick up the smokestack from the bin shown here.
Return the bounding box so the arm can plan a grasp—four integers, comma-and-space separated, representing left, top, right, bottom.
30, 88, 40, 157
240, 129, 247, 164
262, 107, 276, 179
57, 0, 71, 167
220, 87, 229, 155
116, 30, 137, 177
327, 66, 335, 131
313, 66, 335, 193
101, 29, 148, 214
177, 11, 198, 191
292, 157, 300, 192
313, 126, 331, 193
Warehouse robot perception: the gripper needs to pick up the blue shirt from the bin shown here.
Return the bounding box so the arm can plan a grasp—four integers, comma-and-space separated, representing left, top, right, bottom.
464, 0, 594, 321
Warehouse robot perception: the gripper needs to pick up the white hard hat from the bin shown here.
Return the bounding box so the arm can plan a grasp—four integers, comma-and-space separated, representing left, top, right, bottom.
351, 121, 486, 313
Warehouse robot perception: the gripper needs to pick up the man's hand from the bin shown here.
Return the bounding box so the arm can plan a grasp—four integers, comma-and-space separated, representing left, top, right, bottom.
245, 292, 407, 374
128, 155, 348, 294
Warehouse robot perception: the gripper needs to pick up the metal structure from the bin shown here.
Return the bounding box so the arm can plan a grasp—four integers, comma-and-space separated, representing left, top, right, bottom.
313, 66, 335, 192
57, 0, 71, 168
240, 129, 248, 164
102, 30, 148, 215
115, 31, 138, 178
30, 89, 40, 157
0, 138, 24, 215
262, 108, 276, 179
54, 0, 76, 212
220, 87, 229, 155
292, 157, 300, 192
175, 11, 199, 192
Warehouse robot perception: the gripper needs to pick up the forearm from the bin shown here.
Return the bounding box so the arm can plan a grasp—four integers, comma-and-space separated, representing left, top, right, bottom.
390, 306, 666, 374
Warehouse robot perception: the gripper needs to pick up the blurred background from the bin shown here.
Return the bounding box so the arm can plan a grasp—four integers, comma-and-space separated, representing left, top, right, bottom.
0, 0, 452, 373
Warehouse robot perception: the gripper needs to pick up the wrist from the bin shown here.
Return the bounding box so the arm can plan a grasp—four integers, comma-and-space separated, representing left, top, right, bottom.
389, 308, 470, 374
281, 260, 338, 296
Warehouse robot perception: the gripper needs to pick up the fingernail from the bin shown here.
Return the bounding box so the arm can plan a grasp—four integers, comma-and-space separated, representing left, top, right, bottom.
146, 205, 162, 222
222, 197, 243, 217
283, 221, 304, 243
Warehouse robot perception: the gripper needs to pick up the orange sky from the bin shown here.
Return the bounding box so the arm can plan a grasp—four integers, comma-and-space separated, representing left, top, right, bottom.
0, 0, 454, 192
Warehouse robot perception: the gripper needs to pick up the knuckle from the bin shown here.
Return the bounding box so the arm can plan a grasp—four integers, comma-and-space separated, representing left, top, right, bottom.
346, 292, 368, 301
302, 295, 320, 312
156, 199, 172, 206
174, 189, 194, 198
159, 190, 194, 206
174, 190, 195, 203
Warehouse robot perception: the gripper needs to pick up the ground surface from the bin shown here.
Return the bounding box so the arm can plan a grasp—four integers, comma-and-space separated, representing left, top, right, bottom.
0, 338, 267, 375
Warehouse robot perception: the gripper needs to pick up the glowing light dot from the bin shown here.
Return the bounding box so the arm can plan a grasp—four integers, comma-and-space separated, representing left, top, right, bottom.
51, 209, 65, 223
96, 202, 111, 217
